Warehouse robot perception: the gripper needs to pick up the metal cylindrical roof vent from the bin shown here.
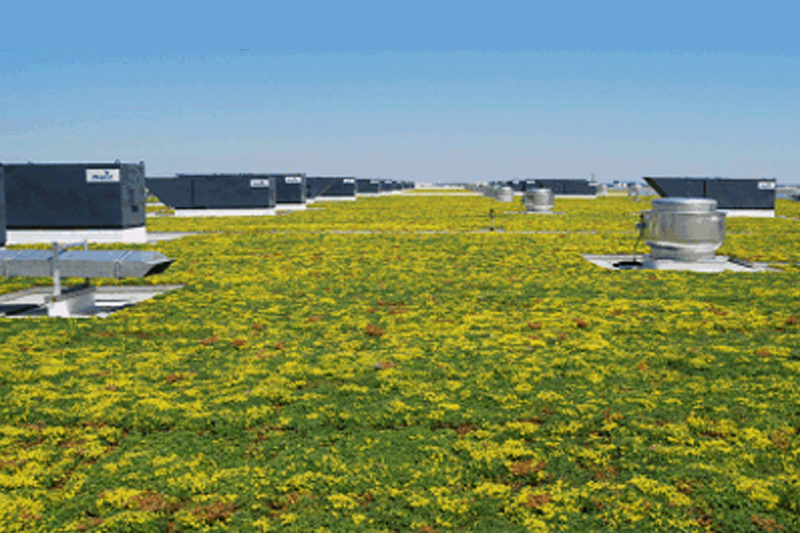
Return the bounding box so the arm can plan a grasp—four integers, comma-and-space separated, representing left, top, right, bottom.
497, 186, 513, 202
523, 188, 554, 212
642, 198, 725, 261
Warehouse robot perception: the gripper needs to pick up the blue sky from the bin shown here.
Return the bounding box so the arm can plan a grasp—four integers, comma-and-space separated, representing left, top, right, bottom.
2, 1, 799, 182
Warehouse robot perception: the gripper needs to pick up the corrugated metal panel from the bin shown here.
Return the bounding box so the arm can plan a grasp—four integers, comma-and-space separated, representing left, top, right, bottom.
5, 163, 146, 229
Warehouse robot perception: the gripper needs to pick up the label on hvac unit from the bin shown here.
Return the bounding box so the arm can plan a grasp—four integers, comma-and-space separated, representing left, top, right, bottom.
343, 178, 355, 184
86, 169, 120, 183
757, 181, 775, 190
250, 178, 271, 188
285, 177, 302, 184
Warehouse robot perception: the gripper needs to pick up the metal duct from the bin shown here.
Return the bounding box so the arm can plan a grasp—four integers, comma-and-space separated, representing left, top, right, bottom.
0, 249, 173, 279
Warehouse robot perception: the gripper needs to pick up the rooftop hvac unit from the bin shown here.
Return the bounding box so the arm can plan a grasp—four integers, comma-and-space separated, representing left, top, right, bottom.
356, 178, 381, 195
273, 174, 307, 210
644, 177, 776, 217
379, 179, 401, 194
507, 180, 525, 193
146, 174, 277, 216
524, 179, 597, 197
306, 177, 357, 200
4, 162, 147, 243
523, 188, 554, 212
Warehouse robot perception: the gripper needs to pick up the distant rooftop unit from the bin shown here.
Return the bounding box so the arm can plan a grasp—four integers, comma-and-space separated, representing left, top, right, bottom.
272, 174, 307, 208
146, 174, 278, 216
644, 177, 776, 217
306, 177, 356, 200
356, 178, 381, 195
524, 179, 597, 197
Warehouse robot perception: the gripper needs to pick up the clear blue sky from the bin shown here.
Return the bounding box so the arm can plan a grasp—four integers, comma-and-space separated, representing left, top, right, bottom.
2, 1, 799, 182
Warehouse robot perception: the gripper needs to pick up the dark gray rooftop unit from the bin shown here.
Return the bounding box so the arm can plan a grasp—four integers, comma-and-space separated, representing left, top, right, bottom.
146, 174, 276, 209
524, 179, 597, 196
273, 174, 306, 204
644, 177, 776, 212
0, 165, 5, 247
506, 180, 525, 192
306, 177, 356, 199
5, 162, 145, 229
380, 179, 400, 192
356, 178, 381, 194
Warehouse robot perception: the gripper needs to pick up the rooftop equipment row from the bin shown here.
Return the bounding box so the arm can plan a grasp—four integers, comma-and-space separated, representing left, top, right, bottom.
146, 175, 414, 214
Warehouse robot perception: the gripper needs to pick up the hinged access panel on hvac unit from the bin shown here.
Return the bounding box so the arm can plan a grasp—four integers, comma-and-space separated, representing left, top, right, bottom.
4, 163, 146, 229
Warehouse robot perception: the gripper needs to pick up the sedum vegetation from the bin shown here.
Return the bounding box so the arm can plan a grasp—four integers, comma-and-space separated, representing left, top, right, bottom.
1, 195, 799, 532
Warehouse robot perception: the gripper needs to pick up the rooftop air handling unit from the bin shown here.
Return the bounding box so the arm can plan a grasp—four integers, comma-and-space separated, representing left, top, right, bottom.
507, 180, 525, 194
644, 177, 776, 217
4, 162, 147, 244
524, 179, 597, 198
523, 188, 554, 212
145, 174, 277, 216
379, 179, 401, 194
0, 176, 174, 317
356, 178, 381, 195
306, 177, 357, 201
273, 173, 307, 211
